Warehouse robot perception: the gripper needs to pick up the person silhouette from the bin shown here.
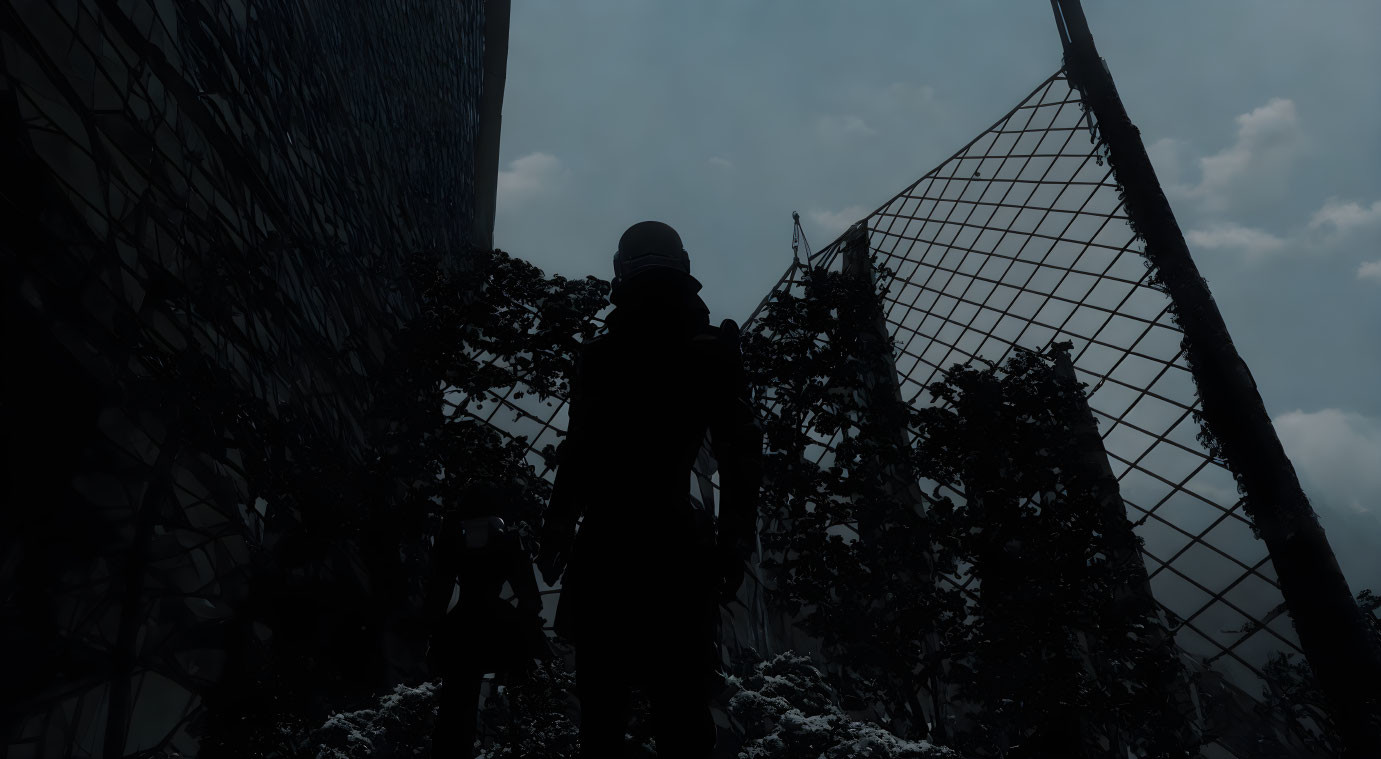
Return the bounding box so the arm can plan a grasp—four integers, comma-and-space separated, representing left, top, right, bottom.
537, 221, 762, 759
424, 481, 550, 758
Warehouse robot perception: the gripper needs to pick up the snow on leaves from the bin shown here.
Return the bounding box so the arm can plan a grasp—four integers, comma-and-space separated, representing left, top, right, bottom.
727, 653, 964, 759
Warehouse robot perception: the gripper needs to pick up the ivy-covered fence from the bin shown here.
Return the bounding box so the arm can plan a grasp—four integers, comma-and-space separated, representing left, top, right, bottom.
740, 260, 1196, 757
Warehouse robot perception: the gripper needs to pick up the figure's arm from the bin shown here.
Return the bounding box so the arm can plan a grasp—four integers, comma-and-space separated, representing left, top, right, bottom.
422, 519, 457, 633
708, 319, 764, 597
537, 347, 595, 584
508, 533, 543, 617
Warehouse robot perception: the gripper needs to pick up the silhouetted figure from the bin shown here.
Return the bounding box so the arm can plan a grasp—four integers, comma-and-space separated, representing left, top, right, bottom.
425, 481, 550, 758
537, 221, 762, 759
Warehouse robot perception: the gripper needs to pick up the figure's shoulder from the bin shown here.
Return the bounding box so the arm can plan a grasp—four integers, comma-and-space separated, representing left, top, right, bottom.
691, 320, 745, 370
577, 333, 613, 362
582, 332, 611, 350
692, 318, 741, 347
571, 334, 622, 386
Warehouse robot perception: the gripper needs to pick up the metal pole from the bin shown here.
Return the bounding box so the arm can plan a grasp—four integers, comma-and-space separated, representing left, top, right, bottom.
1050, 1, 1381, 754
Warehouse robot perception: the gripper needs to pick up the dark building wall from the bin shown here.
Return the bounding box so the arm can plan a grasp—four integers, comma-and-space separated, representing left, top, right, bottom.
1, 1, 497, 755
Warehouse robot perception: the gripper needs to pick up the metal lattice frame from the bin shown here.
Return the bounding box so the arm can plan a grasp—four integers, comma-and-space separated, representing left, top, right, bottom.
736, 70, 1313, 754
472, 4, 1369, 756
447, 50, 1379, 759
868, 70, 1298, 684
465, 71, 1312, 753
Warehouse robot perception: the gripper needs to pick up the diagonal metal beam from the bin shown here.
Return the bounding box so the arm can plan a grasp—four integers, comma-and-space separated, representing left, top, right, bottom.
1051, 1, 1381, 754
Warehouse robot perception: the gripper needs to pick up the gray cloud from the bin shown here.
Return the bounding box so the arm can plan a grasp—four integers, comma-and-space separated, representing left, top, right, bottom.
807, 205, 868, 236
1168, 98, 1307, 215
1276, 409, 1381, 515
815, 113, 877, 141
1275, 408, 1381, 593
1310, 197, 1381, 235
1184, 222, 1288, 261
497, 152, 566, 213
1187, 98, 1303, 213
1180, 192, 1381, 264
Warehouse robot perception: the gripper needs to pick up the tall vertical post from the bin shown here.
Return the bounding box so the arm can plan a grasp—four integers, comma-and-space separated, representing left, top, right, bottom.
1051, 346, 1203, 754
840, 223, 946, 739
1050, 1, 1381, 753
840, 223, 931, 540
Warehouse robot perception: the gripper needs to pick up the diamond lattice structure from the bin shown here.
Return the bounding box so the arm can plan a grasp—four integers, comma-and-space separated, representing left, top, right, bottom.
778, 69, 1300, 684
472, 68, 1322, 757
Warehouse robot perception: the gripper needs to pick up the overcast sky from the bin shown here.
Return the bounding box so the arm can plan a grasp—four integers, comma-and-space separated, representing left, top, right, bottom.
493, 1, 1381, 593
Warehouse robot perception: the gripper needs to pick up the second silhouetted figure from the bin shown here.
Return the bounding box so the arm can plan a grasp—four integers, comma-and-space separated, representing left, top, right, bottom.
537, 221, 762, 759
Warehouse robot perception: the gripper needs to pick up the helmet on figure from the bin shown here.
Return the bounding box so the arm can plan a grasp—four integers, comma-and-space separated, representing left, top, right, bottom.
612, 221, 691, 292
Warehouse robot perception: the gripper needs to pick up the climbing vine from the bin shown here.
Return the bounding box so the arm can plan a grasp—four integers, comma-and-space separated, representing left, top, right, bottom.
742, 261, 1198, 757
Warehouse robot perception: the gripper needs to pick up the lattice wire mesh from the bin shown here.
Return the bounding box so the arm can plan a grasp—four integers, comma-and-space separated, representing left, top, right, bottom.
455, 351, 582, 484
457, 69, 1314, 754
744, 69, 1302, 710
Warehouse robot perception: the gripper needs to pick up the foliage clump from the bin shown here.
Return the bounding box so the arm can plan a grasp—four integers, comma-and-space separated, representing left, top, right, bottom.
727, 652, 964, 759
201, 249, 608, 754
916, 349, 1196, 758
475, 660, 581, 759
741, 265, 956, 740
741, 261, 1198, 757
314, 681, 439, 759
1253, 589, 1381, 754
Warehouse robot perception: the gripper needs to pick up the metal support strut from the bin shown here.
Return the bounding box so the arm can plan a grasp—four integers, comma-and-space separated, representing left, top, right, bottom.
1049, 1, 1381, 754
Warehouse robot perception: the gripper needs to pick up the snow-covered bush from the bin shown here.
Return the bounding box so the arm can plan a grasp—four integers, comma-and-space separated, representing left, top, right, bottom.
313, 681, 439, 759
277, 652, 974, 759
476, 660, 580, 759
725, 652, 963, 759
301, 659, 582, 759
